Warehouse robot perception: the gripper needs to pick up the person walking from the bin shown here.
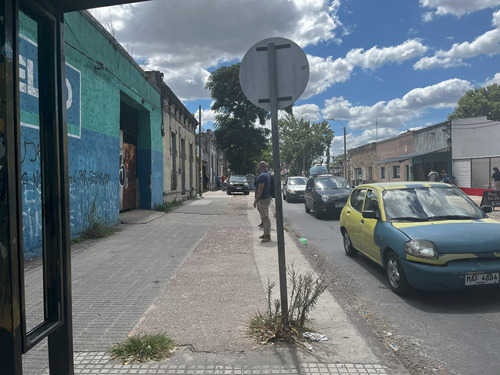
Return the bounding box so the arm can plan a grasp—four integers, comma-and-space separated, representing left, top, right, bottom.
491, 167, 500, 190
428, 168, 439, 181
253, 161, 272, 243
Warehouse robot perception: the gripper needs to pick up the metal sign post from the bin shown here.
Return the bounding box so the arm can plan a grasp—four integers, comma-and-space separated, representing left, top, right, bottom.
240, 37, 309, 324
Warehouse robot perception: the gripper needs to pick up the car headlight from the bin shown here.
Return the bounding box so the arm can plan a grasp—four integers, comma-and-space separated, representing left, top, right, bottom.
321, 195, 329, 202
404, 240, 438, 259
289, 189, 295, 193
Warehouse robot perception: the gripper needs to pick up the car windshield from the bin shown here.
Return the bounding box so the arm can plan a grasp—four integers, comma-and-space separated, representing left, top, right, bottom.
316, 177, 350, 189
382, 186, 485, 221
231, 176, 247, 183
288, 177, 307, 185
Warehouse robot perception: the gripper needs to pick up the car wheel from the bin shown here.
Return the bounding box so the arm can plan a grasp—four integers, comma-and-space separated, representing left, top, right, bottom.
343, 230, 357, 257
385, 251, 410, 295
305, 202, 310, 213
314, 204, 322, 219
244, 192, 249, 195
283, 192, 286, 201
227, 189, 231, 195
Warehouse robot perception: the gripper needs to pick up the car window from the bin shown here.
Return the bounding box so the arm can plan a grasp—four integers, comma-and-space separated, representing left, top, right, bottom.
350, 188, 367, 212
382, 186, 485, 221
289, 177, 307, 185
316, 176, 350, 189
363, 189, 379, 211
306, 179, 314, 190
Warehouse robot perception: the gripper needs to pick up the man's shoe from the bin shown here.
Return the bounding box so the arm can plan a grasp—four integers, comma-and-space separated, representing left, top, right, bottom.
261, 235, 271, 243
258, 223, 263, 228
259, 234, 265, 239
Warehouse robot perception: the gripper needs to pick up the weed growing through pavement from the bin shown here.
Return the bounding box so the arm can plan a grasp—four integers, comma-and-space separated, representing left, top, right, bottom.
154, 199, 183, 213
108, 333, 175, 364
249, 263, 328, 344
72, 200, 116, 243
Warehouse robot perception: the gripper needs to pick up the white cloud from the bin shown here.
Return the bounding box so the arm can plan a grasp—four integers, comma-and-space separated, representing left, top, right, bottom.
345, 39, 428, 70
321, 78, 472, 131
414, 9, 500, 69
420, 0, 500, 17
89, 0, 341, 101
483, 72, 500, 86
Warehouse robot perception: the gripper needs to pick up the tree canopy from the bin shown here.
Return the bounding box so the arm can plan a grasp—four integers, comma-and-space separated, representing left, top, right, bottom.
278, 114, 334, 176
205, 63, 270, 174
448, 84, 500, 121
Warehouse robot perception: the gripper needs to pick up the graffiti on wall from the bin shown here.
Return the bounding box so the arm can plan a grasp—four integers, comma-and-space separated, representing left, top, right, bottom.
19, 34, 81, 138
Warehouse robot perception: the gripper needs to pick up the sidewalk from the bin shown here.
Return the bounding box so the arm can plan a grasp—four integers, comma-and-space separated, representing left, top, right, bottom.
23, 191, 407, 374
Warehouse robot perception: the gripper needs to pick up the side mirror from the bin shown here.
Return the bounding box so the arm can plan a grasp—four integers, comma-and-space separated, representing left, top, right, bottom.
362, 210, 379, 219
481, 205, 493, 213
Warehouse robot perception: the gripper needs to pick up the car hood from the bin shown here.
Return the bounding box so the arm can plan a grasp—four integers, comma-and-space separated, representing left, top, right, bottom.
393, 220, 500, 254
318, 188, 351, 197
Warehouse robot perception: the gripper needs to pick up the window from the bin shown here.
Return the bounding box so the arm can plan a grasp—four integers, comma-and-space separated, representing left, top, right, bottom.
350, 188, 367, 212
368, 167, 373, 181
393, 165, 400, 179
380, 167, 386, 179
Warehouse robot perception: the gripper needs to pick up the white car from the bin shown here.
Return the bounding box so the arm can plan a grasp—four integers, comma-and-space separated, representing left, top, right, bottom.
282, 176, 308, 202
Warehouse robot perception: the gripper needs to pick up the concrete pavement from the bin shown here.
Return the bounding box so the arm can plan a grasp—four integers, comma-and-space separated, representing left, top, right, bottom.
23, 190, 410, 374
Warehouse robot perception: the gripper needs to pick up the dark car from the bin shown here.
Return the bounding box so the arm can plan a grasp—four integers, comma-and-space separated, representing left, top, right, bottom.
226, 175, 250, 195
282, 176, 308, 202
304, 174, 352, 218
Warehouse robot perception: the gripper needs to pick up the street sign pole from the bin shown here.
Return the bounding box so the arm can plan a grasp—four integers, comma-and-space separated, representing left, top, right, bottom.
267, 43, 289, 324
239, 37, 309, 326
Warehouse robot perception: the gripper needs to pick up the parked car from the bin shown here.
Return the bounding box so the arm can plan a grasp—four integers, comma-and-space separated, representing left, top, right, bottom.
226, 175, 250, 195
309, 164, 329, 177
339, 182, 500, 295
283, 176, 308, 202
304, 175, 352, 218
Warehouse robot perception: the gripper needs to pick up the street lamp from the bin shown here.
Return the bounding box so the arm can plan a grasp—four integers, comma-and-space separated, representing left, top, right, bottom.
327, 118, 347, 178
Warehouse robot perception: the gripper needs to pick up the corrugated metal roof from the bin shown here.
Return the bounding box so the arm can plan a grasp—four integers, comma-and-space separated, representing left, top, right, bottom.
374, 147, 450, 164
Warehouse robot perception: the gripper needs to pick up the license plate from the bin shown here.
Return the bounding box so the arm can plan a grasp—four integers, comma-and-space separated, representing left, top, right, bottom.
335, 202, 345, 208
465, 273, 499, 286
235, 187, 242, 190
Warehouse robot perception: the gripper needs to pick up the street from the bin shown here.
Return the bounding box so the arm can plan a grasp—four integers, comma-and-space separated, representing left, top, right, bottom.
282, 199, 500, 375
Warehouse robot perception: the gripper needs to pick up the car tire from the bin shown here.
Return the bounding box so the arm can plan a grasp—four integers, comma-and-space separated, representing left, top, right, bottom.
305, 202, 310, 213
314, 204, 322, 219
283, 192, 287, 201
385, 251, 410, 295
343, 230, 357, 257
227, 189, 231, 195
244, 191, 249, 195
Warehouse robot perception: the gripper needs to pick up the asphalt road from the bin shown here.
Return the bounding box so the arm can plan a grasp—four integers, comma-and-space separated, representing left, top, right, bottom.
281, 199, 500, 375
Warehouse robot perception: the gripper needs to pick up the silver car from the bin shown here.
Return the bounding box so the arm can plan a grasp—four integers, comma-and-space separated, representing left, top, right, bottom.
282, 176, 308, 202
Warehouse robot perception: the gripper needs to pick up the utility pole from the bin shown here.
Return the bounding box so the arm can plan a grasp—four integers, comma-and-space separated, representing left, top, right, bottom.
198, 105, 202, 197
327, 118, 347, 178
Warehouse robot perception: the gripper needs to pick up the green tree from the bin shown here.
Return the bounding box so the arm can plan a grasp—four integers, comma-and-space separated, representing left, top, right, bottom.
279, 114, 334, 176
448, 84, 500, 121
205, 63, 270, 174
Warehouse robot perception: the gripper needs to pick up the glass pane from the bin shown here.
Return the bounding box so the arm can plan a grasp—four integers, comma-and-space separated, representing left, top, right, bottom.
19, 10, 45, 333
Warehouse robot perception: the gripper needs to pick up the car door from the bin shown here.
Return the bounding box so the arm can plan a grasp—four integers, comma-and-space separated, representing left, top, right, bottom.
360, 189, 383, 265
343, 188, 366, 251
304, 178, 314, 209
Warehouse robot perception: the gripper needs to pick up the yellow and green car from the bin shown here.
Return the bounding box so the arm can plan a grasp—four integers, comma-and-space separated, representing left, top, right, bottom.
340, 182, 500, 295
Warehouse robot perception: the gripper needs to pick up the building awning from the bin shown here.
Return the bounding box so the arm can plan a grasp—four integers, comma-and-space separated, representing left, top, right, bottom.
374, 147, 450, 164
54, 0, 149, 13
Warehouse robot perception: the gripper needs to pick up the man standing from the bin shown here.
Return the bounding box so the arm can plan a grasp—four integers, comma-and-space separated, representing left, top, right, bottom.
253, 161, 272, 243
428, 168, 439, 181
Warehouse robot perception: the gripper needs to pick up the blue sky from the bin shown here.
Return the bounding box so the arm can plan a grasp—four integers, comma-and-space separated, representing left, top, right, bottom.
90, 0, 500, 156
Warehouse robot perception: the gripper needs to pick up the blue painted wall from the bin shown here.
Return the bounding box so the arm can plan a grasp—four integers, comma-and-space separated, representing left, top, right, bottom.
20, 11, 163, 259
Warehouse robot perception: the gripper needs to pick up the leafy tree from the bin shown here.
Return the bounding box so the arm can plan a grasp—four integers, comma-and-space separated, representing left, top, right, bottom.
279, 114, 334, 176
448, 84, 500, 121
205, 63, 270, 174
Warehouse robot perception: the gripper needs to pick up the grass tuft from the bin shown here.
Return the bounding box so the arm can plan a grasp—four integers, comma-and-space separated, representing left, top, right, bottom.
107, 333, 175, 364
248, 263, 328, 344
154, 199, 183, 213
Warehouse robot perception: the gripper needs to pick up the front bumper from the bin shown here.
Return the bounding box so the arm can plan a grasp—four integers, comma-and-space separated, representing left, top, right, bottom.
401, 257, 500, 291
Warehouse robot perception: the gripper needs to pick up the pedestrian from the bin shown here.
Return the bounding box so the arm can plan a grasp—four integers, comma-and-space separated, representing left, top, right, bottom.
216, 175, 221, 190
254, 172, 263, 228
203, 172, 209, 191
428, 168, 439, 181
491, 167, 500, 190
253, 161, 272, 243
441, 170, 451, 183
